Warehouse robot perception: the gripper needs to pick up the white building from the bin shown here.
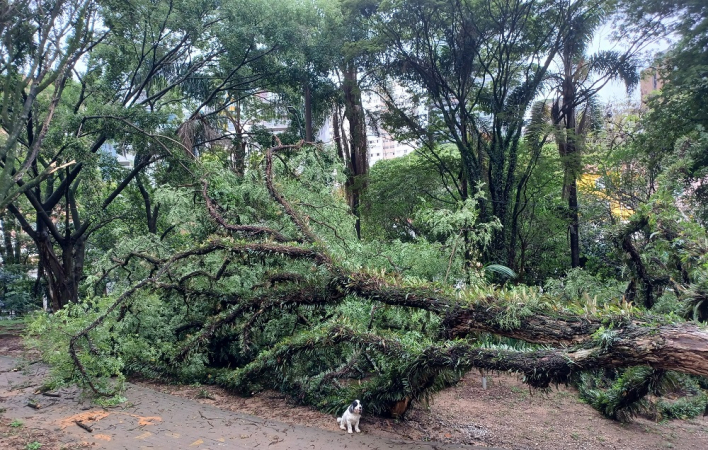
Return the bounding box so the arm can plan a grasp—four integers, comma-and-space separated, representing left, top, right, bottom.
364, 86, 419, 166
236, 87, 418, 167
367, 128, 416, 166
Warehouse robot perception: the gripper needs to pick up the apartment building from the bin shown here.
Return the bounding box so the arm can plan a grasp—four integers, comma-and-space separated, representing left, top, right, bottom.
639, 68, 663, 107
367, 129, 416, 166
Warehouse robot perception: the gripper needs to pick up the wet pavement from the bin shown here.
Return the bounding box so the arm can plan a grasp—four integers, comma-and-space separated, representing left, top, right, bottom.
0, 356, 489, 449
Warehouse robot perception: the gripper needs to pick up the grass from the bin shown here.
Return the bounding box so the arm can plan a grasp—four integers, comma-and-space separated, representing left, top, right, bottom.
510, 386, 529, 399
0, 316, 26, 331
196, 388, 215, 400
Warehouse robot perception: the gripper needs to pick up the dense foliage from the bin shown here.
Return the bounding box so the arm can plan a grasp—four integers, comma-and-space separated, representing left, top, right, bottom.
2, 0, 708, 425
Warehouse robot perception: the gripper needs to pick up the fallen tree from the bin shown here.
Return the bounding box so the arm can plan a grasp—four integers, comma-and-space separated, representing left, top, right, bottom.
29, 142, 708, 420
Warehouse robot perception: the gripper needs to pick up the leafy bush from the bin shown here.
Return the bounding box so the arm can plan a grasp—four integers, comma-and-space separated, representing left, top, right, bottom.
577, 368, 708, 422
576, 367, 661, 422
544, 268, 628, 307
657, 394, 708, 420
0, 267, 40, 315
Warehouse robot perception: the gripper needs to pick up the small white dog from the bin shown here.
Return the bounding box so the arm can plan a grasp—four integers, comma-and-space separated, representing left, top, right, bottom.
337, 399, 363, 433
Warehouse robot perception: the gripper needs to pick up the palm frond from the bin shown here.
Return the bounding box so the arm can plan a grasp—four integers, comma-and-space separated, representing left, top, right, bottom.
679, 278, 708, 322
588, 50, 640, 93
525, 100, 553, 145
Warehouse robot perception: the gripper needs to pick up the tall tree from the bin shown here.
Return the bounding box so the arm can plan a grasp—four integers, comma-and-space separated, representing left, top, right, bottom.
367, 0, 576, 268
3, 0, 278, 310
549, 2, 640, 268
0, 0, 101, 210
328, 1, 375, 239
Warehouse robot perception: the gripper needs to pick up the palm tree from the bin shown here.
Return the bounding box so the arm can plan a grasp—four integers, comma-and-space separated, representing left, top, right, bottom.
549, 3, 639, 268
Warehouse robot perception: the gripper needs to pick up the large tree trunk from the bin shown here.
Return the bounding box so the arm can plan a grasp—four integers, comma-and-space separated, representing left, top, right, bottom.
341, 63, 368, 239
416, 323, 708, 386
37, 233, 71, 311
36, 231, 85, 311
558, 48, 582, 269
5, 202, 84, 311
561, 112, 582, 269
343, 276, 708, 378
332, 106, 344, 161
331, 274, 708, 378
1, 212, 20, 265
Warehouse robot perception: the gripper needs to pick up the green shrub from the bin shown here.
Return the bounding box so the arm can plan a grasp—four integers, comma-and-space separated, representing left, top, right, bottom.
657, 394, 708, 419
0, 268, 40, 315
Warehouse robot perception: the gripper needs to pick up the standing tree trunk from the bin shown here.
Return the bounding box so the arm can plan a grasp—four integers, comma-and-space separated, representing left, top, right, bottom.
555, 46, 582, 269
568, 176, 581, 268
227, 102, 247, 177
340, 63, 368, 239
36, 231, 85, 311
332, 106, 345, 161
136, 174, 160, 234
304, 82, 313, 142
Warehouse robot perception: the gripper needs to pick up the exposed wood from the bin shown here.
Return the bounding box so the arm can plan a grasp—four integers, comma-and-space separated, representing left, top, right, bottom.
75, 420, 93, 433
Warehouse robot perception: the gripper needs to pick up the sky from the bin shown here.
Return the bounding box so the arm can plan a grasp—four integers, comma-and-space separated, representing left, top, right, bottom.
592, 23, 673, 104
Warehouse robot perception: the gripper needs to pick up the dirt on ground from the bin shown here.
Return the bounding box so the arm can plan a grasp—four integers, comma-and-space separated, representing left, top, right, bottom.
0, 326, 26, 357
0, 415, 92, 450
2, 322, 708, 449
0, 326, 89, 450
140, 371, 708, 450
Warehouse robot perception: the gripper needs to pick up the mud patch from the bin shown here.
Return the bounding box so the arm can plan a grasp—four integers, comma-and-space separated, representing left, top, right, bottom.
136, 415, 162, 426
59, 410, 110, 429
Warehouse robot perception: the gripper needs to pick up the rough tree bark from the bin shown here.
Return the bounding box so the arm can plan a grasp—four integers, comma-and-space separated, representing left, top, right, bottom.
554, 43, 582, 269
340, 63, 368, 239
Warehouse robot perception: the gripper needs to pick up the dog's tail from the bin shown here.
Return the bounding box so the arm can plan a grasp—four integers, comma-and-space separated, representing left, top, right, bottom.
336, 417, 342, 424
